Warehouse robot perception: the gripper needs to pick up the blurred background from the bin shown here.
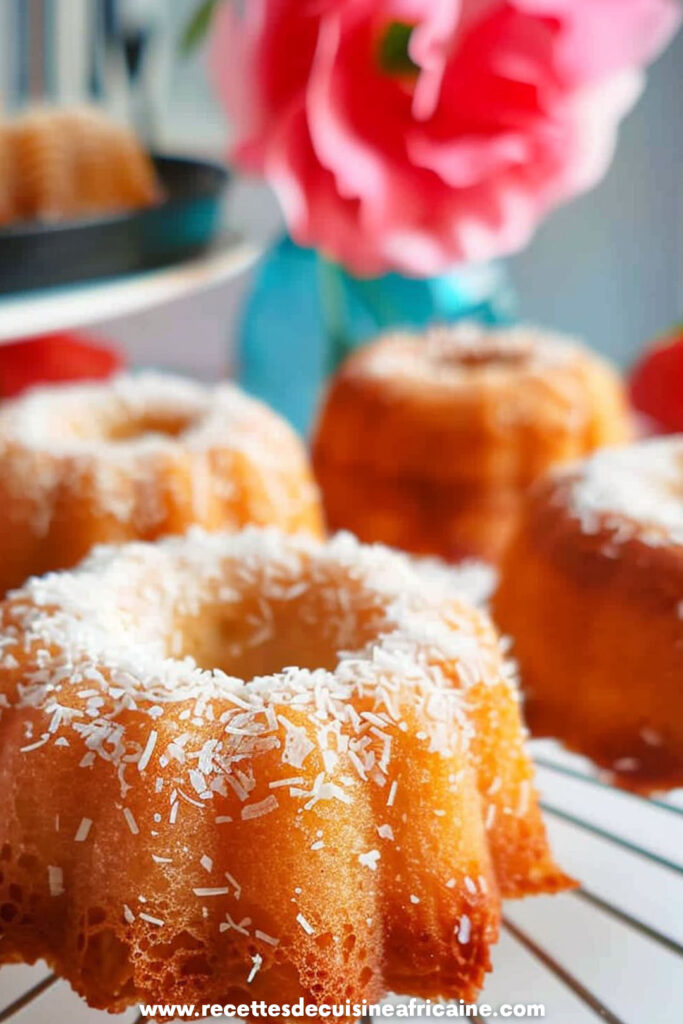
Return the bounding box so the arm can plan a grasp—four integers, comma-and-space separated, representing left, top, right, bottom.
0, 10, 682, 1023
0, 0, 681, 379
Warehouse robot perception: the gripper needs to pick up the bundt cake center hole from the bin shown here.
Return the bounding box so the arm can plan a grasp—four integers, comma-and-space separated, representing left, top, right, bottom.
181, 610, 345, 677
105, 411, 196, 441
435, 340, 533, 369
422, 329, 534, 370
176, 589, 386, 680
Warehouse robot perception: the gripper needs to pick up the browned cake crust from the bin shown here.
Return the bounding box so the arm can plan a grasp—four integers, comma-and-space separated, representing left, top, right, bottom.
313, 324, 632, 563
494, 438, 683, 792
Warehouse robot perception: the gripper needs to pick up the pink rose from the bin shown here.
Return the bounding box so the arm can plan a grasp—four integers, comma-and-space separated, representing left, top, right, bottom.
211, 0, 680, 277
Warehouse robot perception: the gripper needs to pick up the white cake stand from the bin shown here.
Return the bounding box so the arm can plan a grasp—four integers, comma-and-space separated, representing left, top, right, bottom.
0, 238, 261, 345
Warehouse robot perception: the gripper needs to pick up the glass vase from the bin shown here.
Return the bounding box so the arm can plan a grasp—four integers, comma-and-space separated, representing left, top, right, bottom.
237, 234, 516, 435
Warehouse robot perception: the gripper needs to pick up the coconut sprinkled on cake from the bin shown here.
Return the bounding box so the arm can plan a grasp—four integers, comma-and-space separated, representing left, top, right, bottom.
0, 373, 318, 533
412, 555, 498, 609
0, 526, 570, 994
568, 438, 683, 546
0, 529, 508, 827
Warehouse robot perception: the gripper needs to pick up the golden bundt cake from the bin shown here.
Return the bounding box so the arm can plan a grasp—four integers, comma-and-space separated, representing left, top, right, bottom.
0, 105, 160, 224
0, 117, 12, 226
0, 373, 322, 594
312, 323, 632, 564
0, 528, 572, 1011
494, 438, 683, 792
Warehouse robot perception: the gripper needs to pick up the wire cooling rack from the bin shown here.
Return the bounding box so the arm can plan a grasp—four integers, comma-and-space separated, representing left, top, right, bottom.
1, 740, 681, 1024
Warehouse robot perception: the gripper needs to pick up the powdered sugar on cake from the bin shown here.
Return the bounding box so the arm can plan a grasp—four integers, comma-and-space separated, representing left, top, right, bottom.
0, 373, 316, 534
412, 555, 498, 609
2, 372, 272, 453
569, 438, 683, 546
360, 323, 585, 385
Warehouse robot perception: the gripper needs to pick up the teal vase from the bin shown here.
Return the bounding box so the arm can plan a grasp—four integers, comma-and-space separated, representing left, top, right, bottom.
238, 235, 516, 435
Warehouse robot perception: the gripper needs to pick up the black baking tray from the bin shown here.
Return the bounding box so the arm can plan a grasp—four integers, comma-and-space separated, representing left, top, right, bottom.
0, 154, 230, 295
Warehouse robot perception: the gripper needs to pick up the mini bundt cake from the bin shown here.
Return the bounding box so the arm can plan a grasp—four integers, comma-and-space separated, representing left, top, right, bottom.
0, 105, 160, 225
0, 528, 571, 1011
312, 323, 632, 563
494, 438, 683, 792
0, 373, 322, 594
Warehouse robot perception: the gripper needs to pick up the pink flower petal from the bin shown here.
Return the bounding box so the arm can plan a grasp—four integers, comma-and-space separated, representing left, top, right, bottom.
211, 0, 681, 277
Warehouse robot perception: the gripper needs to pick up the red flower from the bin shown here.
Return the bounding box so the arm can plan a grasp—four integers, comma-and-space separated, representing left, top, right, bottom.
0, 333, 124, 399
630, 326, 683, 433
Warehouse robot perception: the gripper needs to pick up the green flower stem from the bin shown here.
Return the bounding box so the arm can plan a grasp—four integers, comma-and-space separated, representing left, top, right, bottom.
180, 0, 224, 55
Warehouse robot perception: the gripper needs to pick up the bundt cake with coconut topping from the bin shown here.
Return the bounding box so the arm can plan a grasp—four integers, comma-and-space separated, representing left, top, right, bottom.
494, 437, 683, 792
0, 528, 571, 1011
0, 373, 322, 594
312, 322, 632, 563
